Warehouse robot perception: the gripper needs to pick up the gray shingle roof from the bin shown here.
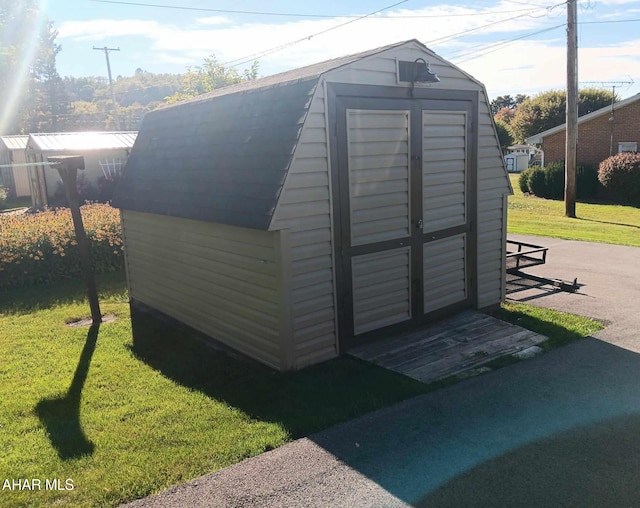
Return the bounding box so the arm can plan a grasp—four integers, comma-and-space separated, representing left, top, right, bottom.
113, 40, 422, 229
113, 78, 318, 229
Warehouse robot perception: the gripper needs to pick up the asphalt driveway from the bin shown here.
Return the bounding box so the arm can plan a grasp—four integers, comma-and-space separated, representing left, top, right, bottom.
507, 234, 640, 349
125, 236, 640, 508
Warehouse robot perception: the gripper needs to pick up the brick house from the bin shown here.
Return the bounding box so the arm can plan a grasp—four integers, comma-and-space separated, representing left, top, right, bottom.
526, 93, 640, 167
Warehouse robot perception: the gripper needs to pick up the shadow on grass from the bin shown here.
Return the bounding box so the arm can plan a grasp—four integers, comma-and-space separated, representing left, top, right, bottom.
576, 216, 640, 229
35, 323, 99, 459
128, 307, 430, 439
489, 305, 590, 350
0, 271, 127, 315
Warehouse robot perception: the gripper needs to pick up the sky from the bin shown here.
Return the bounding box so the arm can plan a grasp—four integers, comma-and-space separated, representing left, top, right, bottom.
41, 0, 640, 100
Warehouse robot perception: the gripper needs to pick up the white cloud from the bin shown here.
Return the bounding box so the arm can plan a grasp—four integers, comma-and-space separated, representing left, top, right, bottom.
54, 1, 640, 99
58, 19, 162, 40
195, 16, 232, 26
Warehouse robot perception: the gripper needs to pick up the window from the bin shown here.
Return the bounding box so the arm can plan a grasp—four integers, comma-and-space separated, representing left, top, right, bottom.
618, 142, 637, 153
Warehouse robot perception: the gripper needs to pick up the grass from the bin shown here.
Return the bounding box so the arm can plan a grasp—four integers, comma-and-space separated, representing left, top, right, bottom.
507, 174, 640, 246
0, 272, 429, 507
492, 301, 604, 350
0, 196, 31, 212
0, 273, 602, 507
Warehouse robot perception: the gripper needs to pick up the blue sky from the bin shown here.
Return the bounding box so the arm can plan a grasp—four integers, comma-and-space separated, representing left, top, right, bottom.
43, 0, 640, 99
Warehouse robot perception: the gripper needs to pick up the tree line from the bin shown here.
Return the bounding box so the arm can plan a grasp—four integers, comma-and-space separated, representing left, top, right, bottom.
491, 89, 618, 148
1, 1, 258, 135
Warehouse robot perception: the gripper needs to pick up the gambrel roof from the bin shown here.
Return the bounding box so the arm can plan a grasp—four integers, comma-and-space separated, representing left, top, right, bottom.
113, 40, 444, 230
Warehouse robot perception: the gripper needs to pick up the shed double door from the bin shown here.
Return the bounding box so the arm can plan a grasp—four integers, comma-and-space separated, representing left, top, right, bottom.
334, 95, 475, 348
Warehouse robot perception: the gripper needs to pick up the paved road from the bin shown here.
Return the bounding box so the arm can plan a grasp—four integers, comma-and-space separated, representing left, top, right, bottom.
125, 237, 640, 508
507, 234, 640, 350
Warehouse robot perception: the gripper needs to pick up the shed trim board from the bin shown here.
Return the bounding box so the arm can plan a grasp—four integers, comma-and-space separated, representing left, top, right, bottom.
327, 83, 479, 351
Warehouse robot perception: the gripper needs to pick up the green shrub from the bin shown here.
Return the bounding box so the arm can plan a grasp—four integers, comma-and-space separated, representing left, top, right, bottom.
598, 153, 640, 205
577, 164, 599, 200
518, 168, 532, 193
543, 162, 565, 199
0, 186, 7, 207
519, 162, 599, 201
527, 167, 547, 197
0, 203, 124, 289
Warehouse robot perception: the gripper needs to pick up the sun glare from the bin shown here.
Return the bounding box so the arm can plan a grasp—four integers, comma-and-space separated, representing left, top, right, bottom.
0, 0, 49, 135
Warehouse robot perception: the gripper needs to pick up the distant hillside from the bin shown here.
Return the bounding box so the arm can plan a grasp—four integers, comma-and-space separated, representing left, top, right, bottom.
61, 70, 183, 131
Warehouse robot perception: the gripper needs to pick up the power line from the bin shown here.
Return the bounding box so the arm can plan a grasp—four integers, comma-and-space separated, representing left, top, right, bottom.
579, 18, 640, 24
425, 1, 565, 47
88, 0, 542, 19
222, 0, 409, 68
452, 23, 565, 63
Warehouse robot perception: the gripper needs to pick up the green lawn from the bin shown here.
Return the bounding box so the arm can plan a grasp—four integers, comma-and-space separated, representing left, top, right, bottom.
0, 273, 602, 507
507, 174, 640, 246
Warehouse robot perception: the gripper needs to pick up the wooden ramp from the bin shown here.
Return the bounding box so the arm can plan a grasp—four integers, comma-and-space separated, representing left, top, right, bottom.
349, 311, 547, 384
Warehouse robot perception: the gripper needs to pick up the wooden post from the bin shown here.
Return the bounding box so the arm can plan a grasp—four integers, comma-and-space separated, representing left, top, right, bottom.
565, 0, 578, 218
51, 156, 102, 325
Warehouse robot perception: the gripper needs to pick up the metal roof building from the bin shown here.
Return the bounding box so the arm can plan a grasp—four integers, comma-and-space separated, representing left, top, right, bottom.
26, 131, 137, 207
114, 40, 512, 371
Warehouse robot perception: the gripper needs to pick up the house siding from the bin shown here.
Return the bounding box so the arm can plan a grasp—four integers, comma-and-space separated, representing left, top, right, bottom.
122, 210, 284, 370
271, 42, 509, 365
542, 99, 640, 166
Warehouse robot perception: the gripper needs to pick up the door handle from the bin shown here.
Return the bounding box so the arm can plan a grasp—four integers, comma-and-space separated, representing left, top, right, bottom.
415, 218, 423, 229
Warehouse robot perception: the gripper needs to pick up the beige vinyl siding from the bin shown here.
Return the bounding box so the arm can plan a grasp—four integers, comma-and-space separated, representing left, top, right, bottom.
324, 43, 509, 309
270, 86, 338, 368
422, 110, 467, 233
122, 210, 284, 370
347, 109, 411, 246
270, 42, 510, 363
476, 92, 510, 308
352, 246, 412, 335
423, 234, 467, 313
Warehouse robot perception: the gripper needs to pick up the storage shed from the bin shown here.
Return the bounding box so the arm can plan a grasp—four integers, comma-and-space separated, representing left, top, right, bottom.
114, 40, 512, 371
0, 135, 30, 198
26, 131, 137, 207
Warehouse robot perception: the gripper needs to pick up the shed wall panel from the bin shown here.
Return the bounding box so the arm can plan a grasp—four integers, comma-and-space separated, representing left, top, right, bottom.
271, 88, 338, 368
122, 210, 284, 369
270, 41, 510, 365
475, 93, 509, 308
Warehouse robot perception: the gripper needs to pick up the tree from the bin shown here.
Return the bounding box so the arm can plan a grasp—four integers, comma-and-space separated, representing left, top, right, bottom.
490, 94, 528, 115
165, 55, 259, 104
27, 21, 69, 132
508, 88, 618, 143
494, 107, 515, 125
494, 119, 513, 151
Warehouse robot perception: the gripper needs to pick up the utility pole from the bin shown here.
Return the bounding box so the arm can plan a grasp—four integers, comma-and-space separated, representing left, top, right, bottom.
93, 46, 122, 131
565, 0, 578, 218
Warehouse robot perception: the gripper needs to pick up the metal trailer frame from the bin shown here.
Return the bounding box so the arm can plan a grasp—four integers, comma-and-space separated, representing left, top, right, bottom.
506, 240, 578, 293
